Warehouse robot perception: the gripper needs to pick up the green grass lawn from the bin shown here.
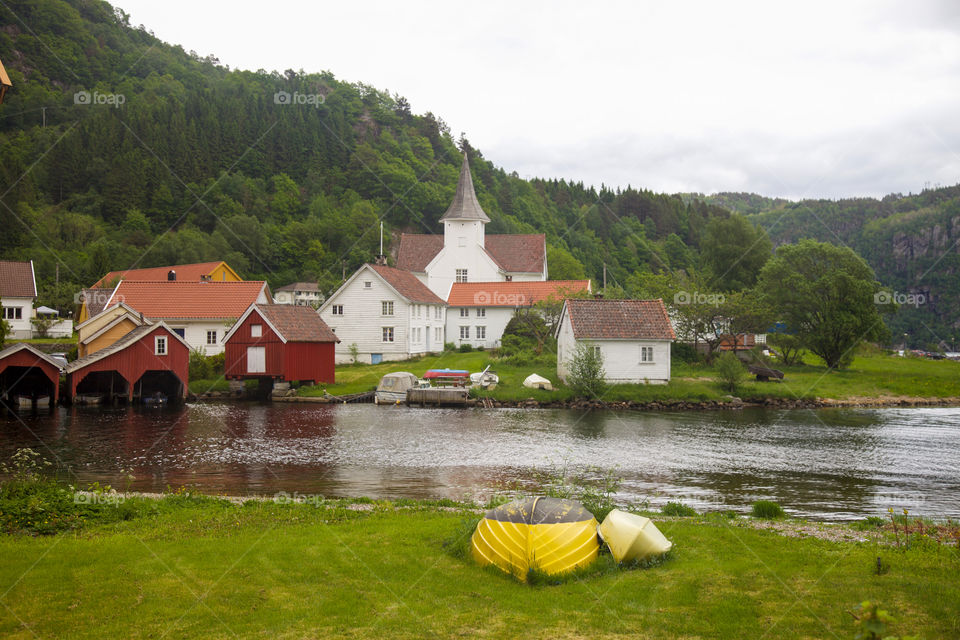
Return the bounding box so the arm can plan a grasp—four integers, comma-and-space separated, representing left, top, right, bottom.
299, 349, 960, 404
1, 496, 957, 639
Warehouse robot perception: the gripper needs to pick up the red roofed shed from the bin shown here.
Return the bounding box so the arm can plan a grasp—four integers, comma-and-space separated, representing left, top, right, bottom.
223, 304, 339, 385
65, 323, 190, 403
0, 343, 62, 408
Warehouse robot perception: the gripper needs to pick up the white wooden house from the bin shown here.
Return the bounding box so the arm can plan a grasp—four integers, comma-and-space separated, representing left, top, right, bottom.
0, 260, 37, 339
318, 263, 447, 364
556, 298, 675, 385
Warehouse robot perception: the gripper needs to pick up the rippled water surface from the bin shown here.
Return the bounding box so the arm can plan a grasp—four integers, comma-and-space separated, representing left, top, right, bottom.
2, 403, 959, 520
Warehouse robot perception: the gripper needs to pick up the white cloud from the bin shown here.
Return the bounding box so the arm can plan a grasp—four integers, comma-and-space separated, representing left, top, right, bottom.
116, 0, 960, 198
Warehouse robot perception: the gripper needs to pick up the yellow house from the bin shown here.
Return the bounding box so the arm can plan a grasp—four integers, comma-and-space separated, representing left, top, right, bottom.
75, 302, 148, 358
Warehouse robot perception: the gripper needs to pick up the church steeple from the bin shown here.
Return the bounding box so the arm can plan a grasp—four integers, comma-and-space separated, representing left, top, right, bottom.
440, 153, 491, 223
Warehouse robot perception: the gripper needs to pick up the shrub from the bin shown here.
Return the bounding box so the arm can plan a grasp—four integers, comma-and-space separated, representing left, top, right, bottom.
188, 349, 212, 380
458, 343, 473, 353
661, 501, 697, 517
671, 342, 701, 363
751, 500, 785, 519
567, 342, 606, 398
348, 343, 359, 363
444, 342, 456, 352
715, 351, 746, 392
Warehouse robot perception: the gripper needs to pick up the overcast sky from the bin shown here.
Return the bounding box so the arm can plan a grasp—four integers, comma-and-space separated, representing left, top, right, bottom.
115, 0, 960, 200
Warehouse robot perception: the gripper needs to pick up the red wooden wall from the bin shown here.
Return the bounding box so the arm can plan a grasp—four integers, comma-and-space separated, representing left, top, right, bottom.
0, 349, 61, 404
224, 309, 336, 384
67, 326, 189, 400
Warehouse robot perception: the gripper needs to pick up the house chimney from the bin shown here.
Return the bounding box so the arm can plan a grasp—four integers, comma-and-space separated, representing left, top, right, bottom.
167, 270, 176, 281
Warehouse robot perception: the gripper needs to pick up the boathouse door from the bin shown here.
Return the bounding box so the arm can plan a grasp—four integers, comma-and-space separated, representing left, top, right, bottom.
247, 346, 265, 373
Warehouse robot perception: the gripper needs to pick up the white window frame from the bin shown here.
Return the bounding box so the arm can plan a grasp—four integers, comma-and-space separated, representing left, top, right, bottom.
593, 345, 602, 358
476, 308, 485, 318
364, 281, 372, 289
155, 336, 167, 355
331, 305, 343, 316
460, 326, 469, 340
251, 324, 263, 338
476, 326, 486, 340
382, 301, 394, 316
460, 308, 469, 318
2, 307, 22, 320
640, 345, 654, 363
206, 330, 217, 345
456, 269, 468, 283
382, 327, 394, 342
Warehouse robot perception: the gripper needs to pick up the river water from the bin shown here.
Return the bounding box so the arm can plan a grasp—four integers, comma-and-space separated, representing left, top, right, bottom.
2, 403, 958, 521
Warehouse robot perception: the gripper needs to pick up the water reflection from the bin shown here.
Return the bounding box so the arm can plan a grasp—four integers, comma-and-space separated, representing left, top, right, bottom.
1, 403, 959, 520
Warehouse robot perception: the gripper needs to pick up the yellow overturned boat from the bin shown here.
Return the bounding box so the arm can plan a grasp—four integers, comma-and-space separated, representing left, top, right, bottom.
471, 497, 600, 579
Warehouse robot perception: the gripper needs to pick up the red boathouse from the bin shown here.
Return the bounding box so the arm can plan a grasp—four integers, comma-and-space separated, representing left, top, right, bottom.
223, 304, 339, 385
0, 342, 63, 408
65, 322, 190, 403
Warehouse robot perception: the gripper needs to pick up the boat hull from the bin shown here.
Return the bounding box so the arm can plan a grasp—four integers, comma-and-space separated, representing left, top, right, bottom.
471, 497, 599, 579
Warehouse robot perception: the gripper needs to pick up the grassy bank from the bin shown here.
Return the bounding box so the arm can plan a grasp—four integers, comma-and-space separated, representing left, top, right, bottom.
298, 349, 960, 405
0, 492, 957, 638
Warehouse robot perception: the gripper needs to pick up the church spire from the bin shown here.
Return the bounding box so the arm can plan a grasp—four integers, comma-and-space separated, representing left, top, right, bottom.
440, 153, 491, 223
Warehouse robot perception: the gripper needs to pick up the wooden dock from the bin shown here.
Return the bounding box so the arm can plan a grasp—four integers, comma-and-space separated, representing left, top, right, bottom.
406, 387, 470, 407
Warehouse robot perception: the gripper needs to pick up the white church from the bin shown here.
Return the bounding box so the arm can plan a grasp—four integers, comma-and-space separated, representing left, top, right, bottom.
395, 154, 548, 299
318, 153, 551, 363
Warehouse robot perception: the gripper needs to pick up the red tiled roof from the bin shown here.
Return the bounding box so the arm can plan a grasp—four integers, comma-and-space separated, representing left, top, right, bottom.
254, 304, 339, 343
395, 233, 546, 274
92, 261, 228, 288
565, 299, 675, 340
0, 260, 36, 298
485, 235, 546, 273
447, 280, 591, 307
368, 264, 445, 305
109, 281, 268, 319
395, 234, 443, 272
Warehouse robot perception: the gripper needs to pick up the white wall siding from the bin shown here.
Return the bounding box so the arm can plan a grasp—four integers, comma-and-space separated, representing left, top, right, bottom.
164, 320, 230, 356
445, 306, 514, 349
2, 297, 35, 338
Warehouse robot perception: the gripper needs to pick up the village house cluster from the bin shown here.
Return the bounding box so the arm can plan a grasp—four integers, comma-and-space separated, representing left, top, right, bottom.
0, 155, 677, 408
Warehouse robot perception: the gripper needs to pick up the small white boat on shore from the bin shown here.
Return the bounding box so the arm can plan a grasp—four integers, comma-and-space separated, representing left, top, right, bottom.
375, 372, 421, 405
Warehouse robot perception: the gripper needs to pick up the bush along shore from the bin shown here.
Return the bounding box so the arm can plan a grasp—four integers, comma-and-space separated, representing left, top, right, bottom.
1, 454, 959, 640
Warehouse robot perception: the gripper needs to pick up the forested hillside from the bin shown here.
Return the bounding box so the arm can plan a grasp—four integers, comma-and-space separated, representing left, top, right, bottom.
690, 188, 960, 347
0, 0, 732, 311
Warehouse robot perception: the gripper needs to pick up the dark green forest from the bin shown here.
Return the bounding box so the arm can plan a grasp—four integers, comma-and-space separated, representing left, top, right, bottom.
1, 0, 957, 348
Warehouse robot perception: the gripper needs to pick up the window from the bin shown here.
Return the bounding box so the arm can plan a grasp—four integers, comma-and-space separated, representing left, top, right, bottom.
640, 346, 654, 363
593, 345, 602, 358
476, 326, 486, 340
458, 236, 466, 247
435, 327, 442, 342
460, 326, 470, 339
331, 305, 343, 315
456, 269, 468, 283
364, 281, 372, 289
505, 275, 513, 282
206, 330, 217, 345
460, 308, 469, 317
251, 324, 263, 337
382, 327, 394, 342
382, 301, 394, 316
476, 308, 485, 318
155, 336, 167, 355
2, 307, 22, 320
435, 307, 441, 319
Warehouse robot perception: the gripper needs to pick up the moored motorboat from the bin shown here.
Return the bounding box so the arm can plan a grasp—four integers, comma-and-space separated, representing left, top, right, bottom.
375, 371, 420, 405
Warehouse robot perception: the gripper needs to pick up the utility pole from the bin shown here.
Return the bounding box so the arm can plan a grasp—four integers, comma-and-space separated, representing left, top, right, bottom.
41, 106, 46, 128
603, 263, 607, 291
